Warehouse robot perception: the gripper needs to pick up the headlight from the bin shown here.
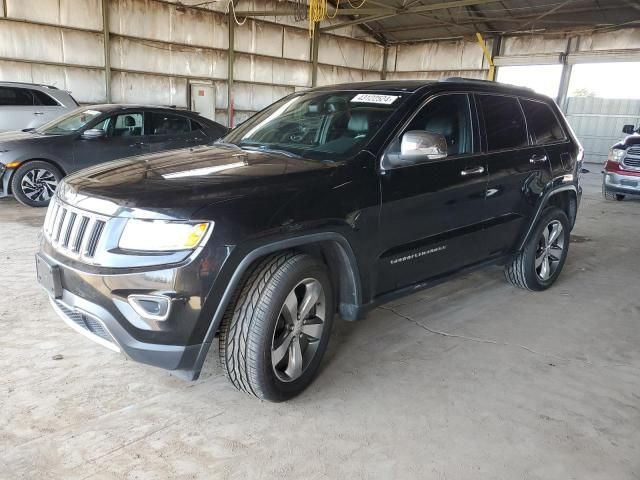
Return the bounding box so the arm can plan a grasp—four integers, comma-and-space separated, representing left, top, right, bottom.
608, 148, 625, 163
119, 219, 211, 252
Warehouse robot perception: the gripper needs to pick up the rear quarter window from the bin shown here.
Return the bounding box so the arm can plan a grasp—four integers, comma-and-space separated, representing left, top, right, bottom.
32, 90, 59, 106
478, 94, 528, 151
519, 98, 566, 145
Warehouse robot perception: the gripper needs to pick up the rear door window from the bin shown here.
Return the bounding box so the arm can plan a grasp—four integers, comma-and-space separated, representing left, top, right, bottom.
0, 87, 35, 106
478, 95, 528, 151
150, 113, 191, 135
520, 98, 566, 145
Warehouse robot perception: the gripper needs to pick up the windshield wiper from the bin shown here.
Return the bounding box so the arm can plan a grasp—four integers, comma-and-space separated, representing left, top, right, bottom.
239, 145, 302, 159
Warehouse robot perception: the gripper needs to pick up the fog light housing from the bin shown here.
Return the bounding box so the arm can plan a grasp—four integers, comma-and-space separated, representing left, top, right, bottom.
128, 294, 171, 321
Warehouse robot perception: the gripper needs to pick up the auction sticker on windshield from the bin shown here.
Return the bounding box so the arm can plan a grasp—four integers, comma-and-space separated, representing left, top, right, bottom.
350, 94, 399, 105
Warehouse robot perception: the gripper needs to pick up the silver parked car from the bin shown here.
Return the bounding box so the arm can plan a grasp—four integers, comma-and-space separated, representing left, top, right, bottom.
0, 82, 79, 132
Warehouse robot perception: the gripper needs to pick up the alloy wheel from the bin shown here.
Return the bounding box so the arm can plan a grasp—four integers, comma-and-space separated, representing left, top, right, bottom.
21, 168, 58, 202
271, 278, 326, 382
535, 220, 565, 281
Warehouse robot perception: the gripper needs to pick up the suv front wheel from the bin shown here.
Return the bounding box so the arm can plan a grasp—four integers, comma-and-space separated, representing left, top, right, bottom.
219, 252, 334, 402
505, 207, 570, 291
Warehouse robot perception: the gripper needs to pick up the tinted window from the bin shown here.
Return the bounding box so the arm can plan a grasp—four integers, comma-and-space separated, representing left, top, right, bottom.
109, 113, 143, 137
520, 98, 565, 145
404, 94, 473, 155
478, 95, 527, 151
151, 113, 191, 135
191, 120, 203, 131
32, 90, 59, 106
0, 87, 34, 106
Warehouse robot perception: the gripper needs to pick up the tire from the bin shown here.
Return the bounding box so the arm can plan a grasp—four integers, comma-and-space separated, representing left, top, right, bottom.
219, 252, 335, 402
11, 161, 62, 207
505, 207, 570, 291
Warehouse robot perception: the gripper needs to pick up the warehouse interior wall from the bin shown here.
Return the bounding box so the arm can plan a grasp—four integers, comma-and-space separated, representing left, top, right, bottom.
1, 0, 639, 130
0, 0, 385, 126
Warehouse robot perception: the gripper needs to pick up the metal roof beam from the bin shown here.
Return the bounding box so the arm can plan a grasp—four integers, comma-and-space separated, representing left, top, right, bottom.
320, 13, 399, 31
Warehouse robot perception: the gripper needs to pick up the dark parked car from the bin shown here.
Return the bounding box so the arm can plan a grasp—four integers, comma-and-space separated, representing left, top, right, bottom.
602, 124, 640, 201
36, 79, 583, 401
0, 105, 227, 207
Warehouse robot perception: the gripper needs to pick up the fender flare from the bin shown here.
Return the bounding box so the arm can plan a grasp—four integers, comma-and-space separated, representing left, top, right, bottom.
517, 184, 578, 251
187, 232, 362, 380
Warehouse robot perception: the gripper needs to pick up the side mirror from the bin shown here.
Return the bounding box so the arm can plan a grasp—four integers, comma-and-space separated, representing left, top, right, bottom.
622, 124, 635, 135
400, 130, 448, 161
81, 128, 106, 140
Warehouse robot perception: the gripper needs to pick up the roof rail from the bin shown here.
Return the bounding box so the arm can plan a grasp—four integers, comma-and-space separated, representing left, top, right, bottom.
440, 77, 534, 92
0, 80, 59, 89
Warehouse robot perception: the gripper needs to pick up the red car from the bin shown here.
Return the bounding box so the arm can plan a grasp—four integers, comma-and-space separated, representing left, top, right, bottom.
603, 124, 640, 201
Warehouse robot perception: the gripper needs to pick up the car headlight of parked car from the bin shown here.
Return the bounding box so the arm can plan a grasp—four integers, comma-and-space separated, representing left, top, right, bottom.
118, 219, 212, 252
607, 148, 625, 164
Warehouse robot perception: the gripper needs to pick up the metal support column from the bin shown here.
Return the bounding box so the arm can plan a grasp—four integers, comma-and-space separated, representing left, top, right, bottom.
381, 44, 389, 80
557, 37, 578, 113
102, 0, 111, 102
475, 32, 495, 81
228, 14, 235, 128
311, 22, 320, 87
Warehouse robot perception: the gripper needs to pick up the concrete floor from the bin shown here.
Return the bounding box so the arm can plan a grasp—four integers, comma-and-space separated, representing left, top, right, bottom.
1, 172, 639, 479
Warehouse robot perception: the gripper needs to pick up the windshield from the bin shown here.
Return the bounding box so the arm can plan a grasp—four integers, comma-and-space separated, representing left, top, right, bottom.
223, 91, 406, 160
36, 108, 104, 135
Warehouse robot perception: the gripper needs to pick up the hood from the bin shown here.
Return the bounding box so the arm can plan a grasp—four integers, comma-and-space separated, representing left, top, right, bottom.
619, 132, 640, 148
0, 130, 60, 158
0, 129, 51, 143
59, 144, 337, 219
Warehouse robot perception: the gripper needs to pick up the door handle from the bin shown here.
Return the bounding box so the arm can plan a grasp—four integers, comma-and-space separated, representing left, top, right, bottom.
460, 166, 485, 176
530, 154, 548, 164
33, 112, 44, 115
130, 142, 145, 148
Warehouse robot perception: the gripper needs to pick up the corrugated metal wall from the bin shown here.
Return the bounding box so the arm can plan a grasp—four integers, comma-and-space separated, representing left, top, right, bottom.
566, 97, 640, 164
0, 0, 385, 126
386, 38, 492, 81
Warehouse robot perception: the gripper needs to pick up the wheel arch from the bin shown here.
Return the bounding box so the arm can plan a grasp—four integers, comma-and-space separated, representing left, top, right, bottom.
187, 232, 362, 381
517, 185, 577, 252
7, 157, 67, 194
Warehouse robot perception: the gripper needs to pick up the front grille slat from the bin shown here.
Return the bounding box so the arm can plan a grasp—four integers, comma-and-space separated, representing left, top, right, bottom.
54, 208, 67, 242
43, 198, 108, 261
62, 212, 77, 247
86, 220, 105, 258
72, 216, 90, 253
623, 157, 640, 168
626, 147, 640, 156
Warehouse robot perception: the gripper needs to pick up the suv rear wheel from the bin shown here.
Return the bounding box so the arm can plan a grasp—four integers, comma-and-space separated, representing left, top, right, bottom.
505, 207, 570, 291
219, 252, 334, 402
11, 161, 62, 207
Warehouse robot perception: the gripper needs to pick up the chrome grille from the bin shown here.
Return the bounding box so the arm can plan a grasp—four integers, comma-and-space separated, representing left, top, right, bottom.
626, 147, 640, 156
44, 197, 107, 260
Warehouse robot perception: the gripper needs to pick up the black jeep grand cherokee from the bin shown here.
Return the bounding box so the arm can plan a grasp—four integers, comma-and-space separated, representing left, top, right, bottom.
37, 79, 583, 401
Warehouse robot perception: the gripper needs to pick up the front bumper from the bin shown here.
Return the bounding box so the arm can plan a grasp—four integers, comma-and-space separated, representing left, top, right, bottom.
0, 166, 10, 198
603, 170, 640, 195
37, 240, 232, 379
